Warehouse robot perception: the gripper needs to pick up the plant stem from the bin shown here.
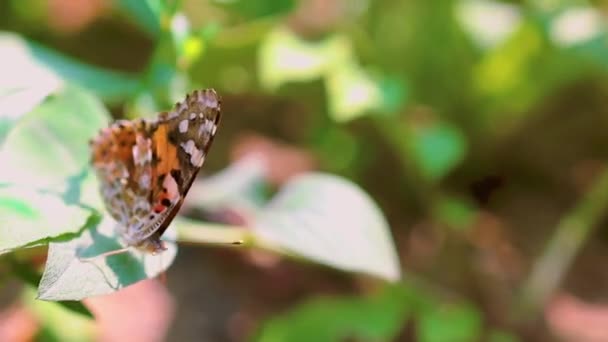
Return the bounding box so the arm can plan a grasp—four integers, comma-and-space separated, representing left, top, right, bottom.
517, 168, 608, 318
174, 218, 252, 247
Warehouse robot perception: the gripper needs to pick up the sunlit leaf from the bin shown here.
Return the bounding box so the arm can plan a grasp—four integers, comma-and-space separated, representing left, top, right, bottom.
258, 27, 352, 90
0, 85, 110, 193
8, 257, 94, 317
170, 13, 202, 71
550, 6, 603, 47
185, 155, 268, 215
473, 21, 562, 135
474, 22, 544, 109
0, 34, 62, 144
177, 171, 401, 282
0, 186, 93, 254
0, 33, 139, 104
326, 62, 383, 122
253, 173, 401, 281
255, 284, 413, 342
457, 0, 521, 49
37, 215, 177, 300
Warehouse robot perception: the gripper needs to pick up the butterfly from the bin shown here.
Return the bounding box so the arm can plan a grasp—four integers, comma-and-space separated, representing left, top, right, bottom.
89, 89, 221, 255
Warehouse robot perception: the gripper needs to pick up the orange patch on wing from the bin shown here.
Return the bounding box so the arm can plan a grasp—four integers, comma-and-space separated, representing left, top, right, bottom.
151, 123, 181, 202
91, 126, 136, 166
151, 124, 178, 173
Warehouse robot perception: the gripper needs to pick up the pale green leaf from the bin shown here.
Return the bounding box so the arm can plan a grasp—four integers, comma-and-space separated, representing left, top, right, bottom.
258, 27, 352, 90
0, 85, 110, 193
253, 173, 401, 281
185, 155, 268, 214
326, 62, 383, 122
0, 186, 92, 253
37, 215, 177, 301
0, 32, 139, 104
0, 34, 63, 143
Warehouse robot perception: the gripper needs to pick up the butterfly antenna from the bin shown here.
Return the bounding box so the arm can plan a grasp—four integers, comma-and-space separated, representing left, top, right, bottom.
78, 246, 132, 262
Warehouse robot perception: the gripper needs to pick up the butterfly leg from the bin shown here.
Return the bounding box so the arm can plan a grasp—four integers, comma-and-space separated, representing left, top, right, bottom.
77, 246, 132, 262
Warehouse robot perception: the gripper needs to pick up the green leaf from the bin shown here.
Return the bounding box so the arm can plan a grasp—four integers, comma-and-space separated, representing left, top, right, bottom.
0, 85, 110, 193
0, 33, 139, 105
253, 173, 401, 281
116, 0, 163, 37
0, 186, 92, 254
255, 284, 413, 342
314, 127, 359, 173
379, 76, 408, 113
37, 215, 177, 301
406, 119, 467, 182
433, 195, 477, 232
418, 302, 482, 342
215, 0, 297, 19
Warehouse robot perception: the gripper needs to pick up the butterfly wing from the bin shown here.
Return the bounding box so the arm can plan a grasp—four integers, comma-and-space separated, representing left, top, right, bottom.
90, 118, 155, 232
91, 89, 221, 253
142, 89, 222, 242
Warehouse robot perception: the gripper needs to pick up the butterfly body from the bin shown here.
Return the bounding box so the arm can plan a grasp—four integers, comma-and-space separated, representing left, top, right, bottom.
90, 89, 221, 254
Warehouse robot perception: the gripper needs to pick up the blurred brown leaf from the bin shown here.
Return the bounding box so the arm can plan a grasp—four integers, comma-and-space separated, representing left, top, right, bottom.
0, 304, 38, 342
48, 0, 108, 34
84, 279, 175, 342
546, 293, 608, 342
231, 133, 317, 186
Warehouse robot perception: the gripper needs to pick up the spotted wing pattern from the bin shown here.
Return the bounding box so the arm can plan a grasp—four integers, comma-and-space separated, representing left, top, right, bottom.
90, 89, 221, 253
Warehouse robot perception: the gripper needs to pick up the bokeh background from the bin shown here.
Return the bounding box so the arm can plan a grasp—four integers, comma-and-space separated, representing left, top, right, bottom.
3, 0, 608, 341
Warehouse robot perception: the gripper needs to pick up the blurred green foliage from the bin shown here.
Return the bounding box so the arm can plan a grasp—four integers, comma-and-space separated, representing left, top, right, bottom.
2, 0, 608, 340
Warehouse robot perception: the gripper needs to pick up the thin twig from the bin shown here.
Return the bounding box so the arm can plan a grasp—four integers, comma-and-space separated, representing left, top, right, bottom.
174, 217, 252, 247
517, 168, 608, 319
